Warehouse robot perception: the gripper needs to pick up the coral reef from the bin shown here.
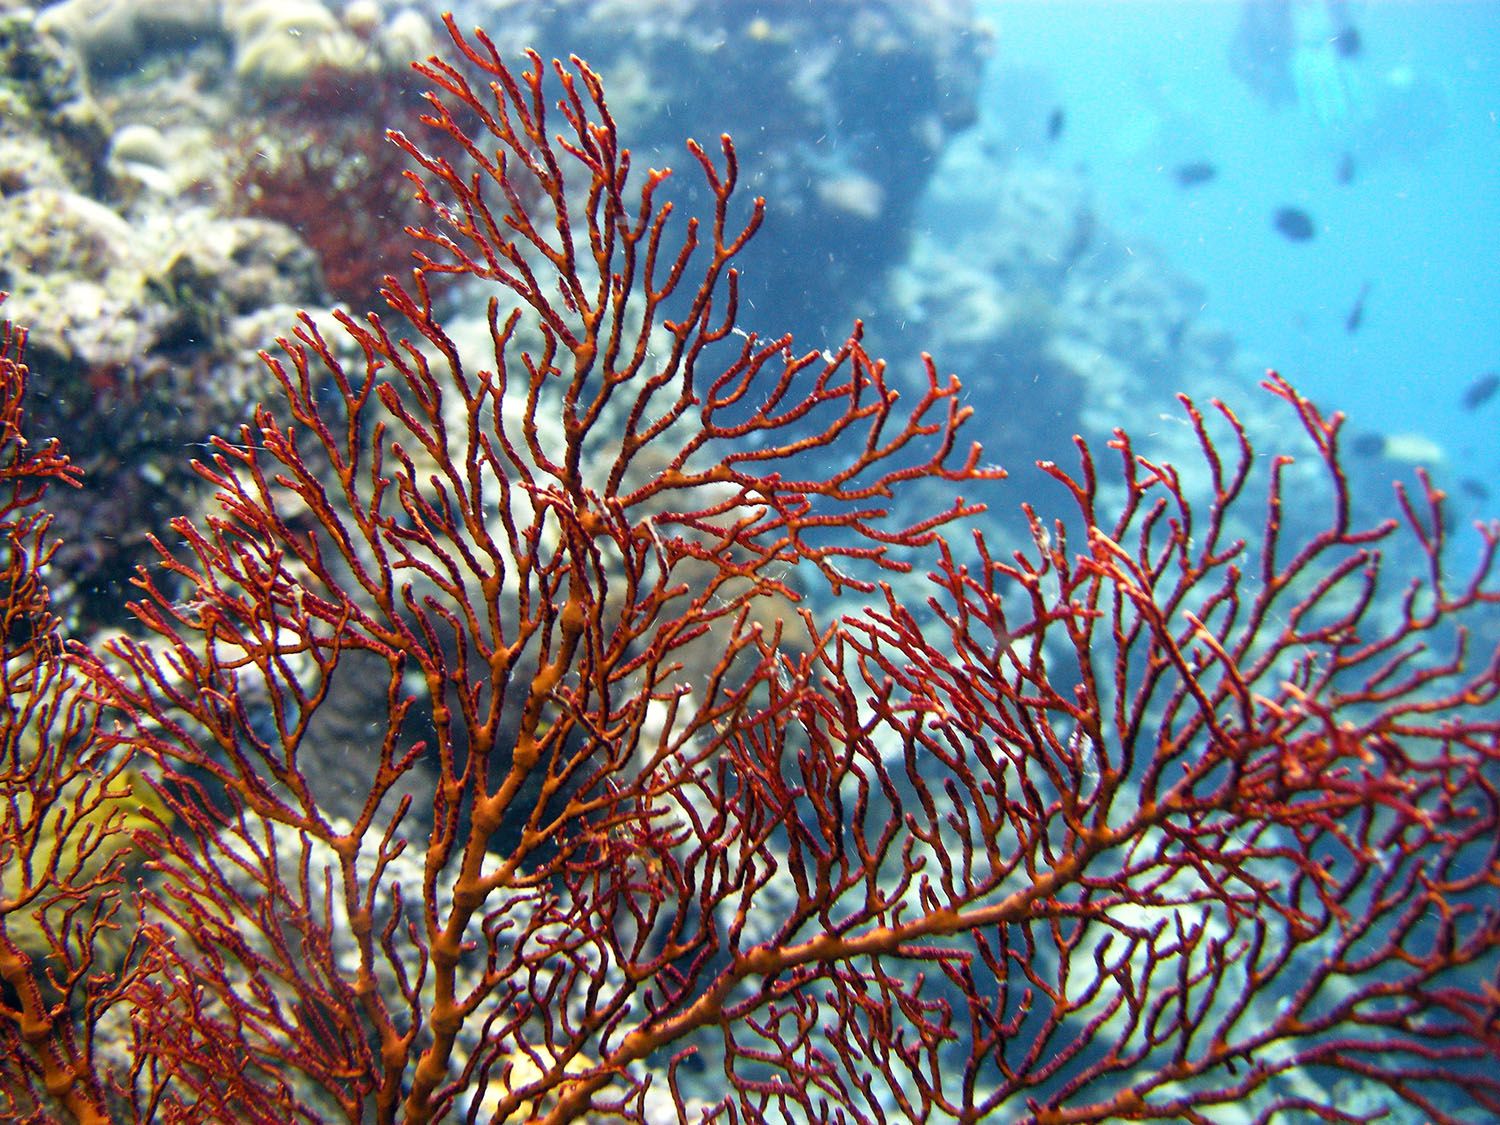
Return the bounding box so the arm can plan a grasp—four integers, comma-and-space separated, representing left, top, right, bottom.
2, 2, 448, 624
461, 0, 990, 338
8, 0, 994, 628
2, 20, 1497, 1122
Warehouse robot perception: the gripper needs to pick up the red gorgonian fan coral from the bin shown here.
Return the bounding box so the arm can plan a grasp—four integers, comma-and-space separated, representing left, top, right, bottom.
2, 15, 1496, 1123
0, 305, 161, 1122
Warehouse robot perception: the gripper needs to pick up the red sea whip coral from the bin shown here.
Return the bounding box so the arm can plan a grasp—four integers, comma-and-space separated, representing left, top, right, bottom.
2, 15, 1497, 1122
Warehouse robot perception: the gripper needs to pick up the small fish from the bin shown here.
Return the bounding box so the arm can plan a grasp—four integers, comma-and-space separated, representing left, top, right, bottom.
1345, 281, 1371, 333
1335, 152, 1356, 184
1046, 108, 1065, 142
1461, 371, 1499, 410
1332, 25, 1362, 59
1273, 206, 1316, 241
1459, 477, 1491, 501
1174, 162, 1217, 187
1349, 432, 1388, 459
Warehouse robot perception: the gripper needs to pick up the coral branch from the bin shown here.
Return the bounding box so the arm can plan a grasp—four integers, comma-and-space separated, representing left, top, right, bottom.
1, 300, 147, 1123
2, 15, 1494, 1124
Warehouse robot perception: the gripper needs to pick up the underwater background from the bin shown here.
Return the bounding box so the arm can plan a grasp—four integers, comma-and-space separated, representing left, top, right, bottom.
5, 0, 1495, 609
1, 1, 1497, 1118
968, 0, 1499, 562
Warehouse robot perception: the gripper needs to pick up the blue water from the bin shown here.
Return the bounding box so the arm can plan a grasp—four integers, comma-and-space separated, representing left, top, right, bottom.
972, 0, 1499, 517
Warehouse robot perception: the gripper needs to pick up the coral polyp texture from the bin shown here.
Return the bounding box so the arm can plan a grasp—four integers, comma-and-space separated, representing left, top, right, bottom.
3, 17, 1499, 1124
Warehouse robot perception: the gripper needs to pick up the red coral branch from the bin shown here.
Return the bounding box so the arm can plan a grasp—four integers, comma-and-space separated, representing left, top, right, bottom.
0, 16, 1488, 1125
1, 300, 145, 1124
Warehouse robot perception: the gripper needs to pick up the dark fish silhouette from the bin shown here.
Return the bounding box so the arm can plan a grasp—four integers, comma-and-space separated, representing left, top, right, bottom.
1461, 371, 1499, 410
1326, 0, 1363, 57
1175, 162, 1218, 187
1459, 477, 1491, 501
1335, 152, 1356, 184
1349, 432, 1388, 458
1345, 281, 1371, 332
1047, 108, 1065, 141
1273, 206, 1316, 241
